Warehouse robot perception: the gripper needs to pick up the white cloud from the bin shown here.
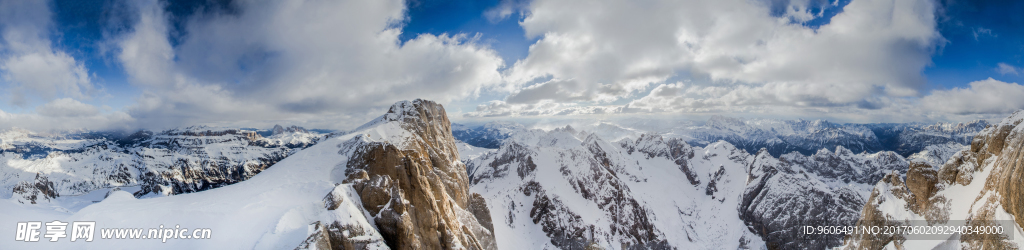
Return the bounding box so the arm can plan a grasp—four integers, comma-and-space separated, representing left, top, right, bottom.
483, 0, 528, 23
484, 2, 514, 23
503, 0, 941, 111
36, 98, 99, 117
996, 62, 1019, 75
0, 0, 95, 106
921, 78, 1024, 115
110, 0, 505, 130
0, 1, 125, 132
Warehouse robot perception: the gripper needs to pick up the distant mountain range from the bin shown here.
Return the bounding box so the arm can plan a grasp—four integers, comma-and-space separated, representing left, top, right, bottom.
453, 117, 989, 157
0, 124, 323, 203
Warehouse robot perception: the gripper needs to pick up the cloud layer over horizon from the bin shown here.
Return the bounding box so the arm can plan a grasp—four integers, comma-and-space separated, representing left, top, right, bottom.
0, 0, 1022, 132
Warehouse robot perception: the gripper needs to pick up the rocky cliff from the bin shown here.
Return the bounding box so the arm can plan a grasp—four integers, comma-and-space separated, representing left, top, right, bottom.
301, 99, 497, 250
842, 111, 1024, 249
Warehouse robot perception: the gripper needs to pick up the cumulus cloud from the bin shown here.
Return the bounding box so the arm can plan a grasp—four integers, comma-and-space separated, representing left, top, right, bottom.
502, 0, 941, 112
0, 0, 95, 106
921, 78, 1024, 114
2, 0, 1006, 130
110, 0, 505, 130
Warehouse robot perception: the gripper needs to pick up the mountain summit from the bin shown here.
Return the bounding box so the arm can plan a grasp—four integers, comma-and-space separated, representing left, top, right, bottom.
2, 99, 496, 249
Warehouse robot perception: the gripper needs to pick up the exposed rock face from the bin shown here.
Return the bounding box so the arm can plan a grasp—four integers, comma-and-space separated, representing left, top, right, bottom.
296, 185, 389, 250
127, 127, 298, 197
469, 193, 494, 233
842, 111, 1024, 249
843, 172, 913, 250
739, 147, 907, 249
11, 173, 58, 204
338, 99, 496, 250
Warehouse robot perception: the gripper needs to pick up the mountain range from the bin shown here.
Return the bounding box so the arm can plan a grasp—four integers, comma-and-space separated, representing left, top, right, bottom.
2, 99, 1016, 249
452, 117, 988, 157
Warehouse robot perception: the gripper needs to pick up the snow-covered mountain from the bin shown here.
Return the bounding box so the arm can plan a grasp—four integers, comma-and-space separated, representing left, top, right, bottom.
461, 122, 935, 249
843, 111, 1024, 249
865, 120, 988, 156
2, 99, 495, 249
453, 117, 989, 158
740, 147, 907, 249
674, 117, 883, 156
257, 124, 323, 148
466, 127, 761, 249
452, 121, 525, 149
0, 124, 323, 204
4, 97, 1005, 249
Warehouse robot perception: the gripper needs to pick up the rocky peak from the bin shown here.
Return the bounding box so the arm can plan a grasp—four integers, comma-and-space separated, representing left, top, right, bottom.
842, 110, 1024, 249
272, 125, 285, 135
335, 99, 496, 250
272, 125, 309, 136
378, 99, 449, 126
12, 173, 59, 204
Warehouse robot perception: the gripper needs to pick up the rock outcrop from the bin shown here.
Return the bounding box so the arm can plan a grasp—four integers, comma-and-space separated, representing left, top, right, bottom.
296, 185, 389, 250
842, 111, 1024, 249
11, 173, 59, 204
329, 99, 497, 250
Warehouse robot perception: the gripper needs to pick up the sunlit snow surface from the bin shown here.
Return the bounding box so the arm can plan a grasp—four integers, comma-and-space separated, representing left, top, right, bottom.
0, 124, 404, 249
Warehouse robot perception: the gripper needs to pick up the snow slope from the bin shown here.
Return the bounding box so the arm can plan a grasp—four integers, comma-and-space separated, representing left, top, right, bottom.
2, 129, 364, 249
2, 99, 490, 249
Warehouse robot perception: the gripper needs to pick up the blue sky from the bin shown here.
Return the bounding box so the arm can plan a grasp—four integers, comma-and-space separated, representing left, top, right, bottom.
925, 0, 1024, 89
1, 0, 1023, 131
